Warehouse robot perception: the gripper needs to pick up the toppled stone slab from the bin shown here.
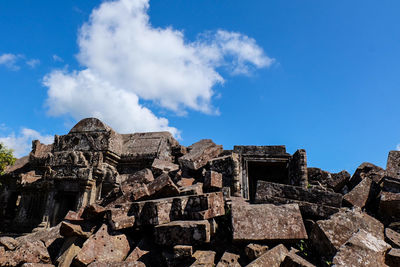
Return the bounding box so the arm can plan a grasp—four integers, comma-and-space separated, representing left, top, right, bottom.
307, 167, 331, 189
179, 139, 223, 171
173, 245, 193, 259
246, 244, 288, 267
385, 227, 400, 248
379, 191, 400, 221
281, 252, 316, 267
255, 181, 342, 208
231, 203, 307, 242
154, 220, 210, 246
190, 250, 216, 267
0, 236, 18, 250
180, 183, 203, 196
204, 170, 223, 191
60, 221, 94, 238
147, 173, 180, 198
382, 176, 400, 193
329, 170, 351, 192
177, 177, 195, 187
385, 248, 400, 267
120, 168, 154, 184
74, 224, 130, 266
310, 209, 384, 257
343, 177, 377, 208
151, 158, 179, 176
88, 262, 146, 267
216, 251, 240, 267
348, 162, 385, 190
332, 229, 391, 267
125, 238, 151, 262
386, 150, 400, 179
107, 206, 136, 230
56, 236, 83, 267
245, 243, 269, 261
0, 239, 51, 266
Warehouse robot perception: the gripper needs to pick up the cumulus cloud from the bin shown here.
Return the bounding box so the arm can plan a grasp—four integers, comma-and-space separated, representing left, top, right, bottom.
44, 0, 273, 135
52, 54, 63, 62
0, 53, 21, 70
0, 128, 53, 157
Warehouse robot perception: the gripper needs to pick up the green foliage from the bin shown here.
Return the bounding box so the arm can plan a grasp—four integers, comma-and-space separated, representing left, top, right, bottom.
0, 143, 16, 175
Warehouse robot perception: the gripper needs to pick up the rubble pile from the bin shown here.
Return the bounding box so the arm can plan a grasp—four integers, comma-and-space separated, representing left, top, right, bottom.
0, 118, 399, 266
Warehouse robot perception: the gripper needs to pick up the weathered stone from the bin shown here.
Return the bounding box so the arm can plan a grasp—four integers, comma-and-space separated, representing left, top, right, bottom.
151, 158, 179, 176
379, 191, 400, 221
231, 203, 307, 242
21, 264, 55, 267
179, 139, 223, 171
245, 243, 269, 261
281, 252, 316, 267
107, 206, 136, 230
119, 182, 150, 202
82, 203, 107, 220
120, 168, 154, 184
64, 208, 85, 222
56, 237, 83, 267
188, 191, 225, 220
216, 251, 240, 267
125, 239, 151, 262
60, 221, 93, 238
307, 167, 331, 189
0, 240, 51, 266
385, 228, 400, 248
343, 177, 377, 208
385, 248, 400, 267
147, 173, 180, 198
177, 177, 195, 187
208, 154, 238, 189
255, 180, 343, 207
154, 220, 210, 246
386, 150, 400, 179
204, 170, 223, 190
310, 209, 384, 257
246, 244, 288, 267
88, 262, 146, 267
382, 176, 400, 193
329, 170, 351, 192
348, 162, 385, 190
0, 236, 18, 250
74, 224, 130, 265
332, 229, 391, 267
173, 245, 193, 259
180, 183, 203, 196
190, 250, 216, 267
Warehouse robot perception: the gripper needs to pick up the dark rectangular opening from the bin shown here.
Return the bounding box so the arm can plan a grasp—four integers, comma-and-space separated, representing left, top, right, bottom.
51, 192, 78, 226
247, 161, 288, 201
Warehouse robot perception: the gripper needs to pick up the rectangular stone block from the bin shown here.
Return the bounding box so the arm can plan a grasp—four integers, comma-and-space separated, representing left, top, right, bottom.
154, 220, 210, 246
147, 173, 180, 198
379, 191, 400, 221
246, 244, 288, 267
231, 203, 307, 242
255, 181, 343, 207
386, 150, 400, 179
204, 171, 223, 190
179, 139, 223, 170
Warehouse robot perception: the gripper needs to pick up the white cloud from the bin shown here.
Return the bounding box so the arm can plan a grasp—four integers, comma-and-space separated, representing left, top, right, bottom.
26, 59, 40, 68
396, 144, 400, 151
0, 53, 21, 70
43, 0, 272, 135
0, 128, 53, 158
52, 54, 64, 62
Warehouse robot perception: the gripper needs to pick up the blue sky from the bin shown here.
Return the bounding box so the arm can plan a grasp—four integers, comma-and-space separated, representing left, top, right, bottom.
0, 0, 399, 175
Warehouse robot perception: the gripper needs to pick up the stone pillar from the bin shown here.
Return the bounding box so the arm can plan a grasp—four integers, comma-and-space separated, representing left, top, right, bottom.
232, 153, 241, 197
289, 149, 308, 188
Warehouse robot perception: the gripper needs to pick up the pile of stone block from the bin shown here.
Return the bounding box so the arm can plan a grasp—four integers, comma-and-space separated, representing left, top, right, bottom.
1, 118, 400, 266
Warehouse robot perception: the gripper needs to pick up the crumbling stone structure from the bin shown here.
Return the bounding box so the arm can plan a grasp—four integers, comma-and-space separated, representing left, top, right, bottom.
0, 118, 399, 267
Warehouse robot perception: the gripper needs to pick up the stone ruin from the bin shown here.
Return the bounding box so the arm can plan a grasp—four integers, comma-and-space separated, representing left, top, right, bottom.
0, 117, 399, 266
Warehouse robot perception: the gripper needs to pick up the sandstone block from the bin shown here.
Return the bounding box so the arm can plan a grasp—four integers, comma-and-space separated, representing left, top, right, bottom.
348, 162, 385, 190
151, 158, 179, 176
177, 177, 195, 187
386, 150, 400, 179
74, 224, 130, 265
154, 220, 210, 246
190, 250, 216, 267
379, 191, 400, 221
310, 209, 384, 257
245, 243, 269, 261
332, 229, 391, 267
56, 237, 83, 267
329, 170, 351, 192
281, 252, 316, 267
60, 221, 94, 238
147, 173, 180, 198
255, 180, 342, 207
120, 168, 154, 184
125, 238, 151, 262
204, 170, 223, 190
0, 236, 18, 250
107, 207, 136, 230
246, 244, 288, 267
231, 203, 307, 242
343, 177, 377, 208
382, 177, 400, 193
180, 183, 203, 196
385, 227, 400, 248
173, 245, 193, 259
88, 262, 146, 267
179, 139, 223, 171
216, 251, 240, 267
